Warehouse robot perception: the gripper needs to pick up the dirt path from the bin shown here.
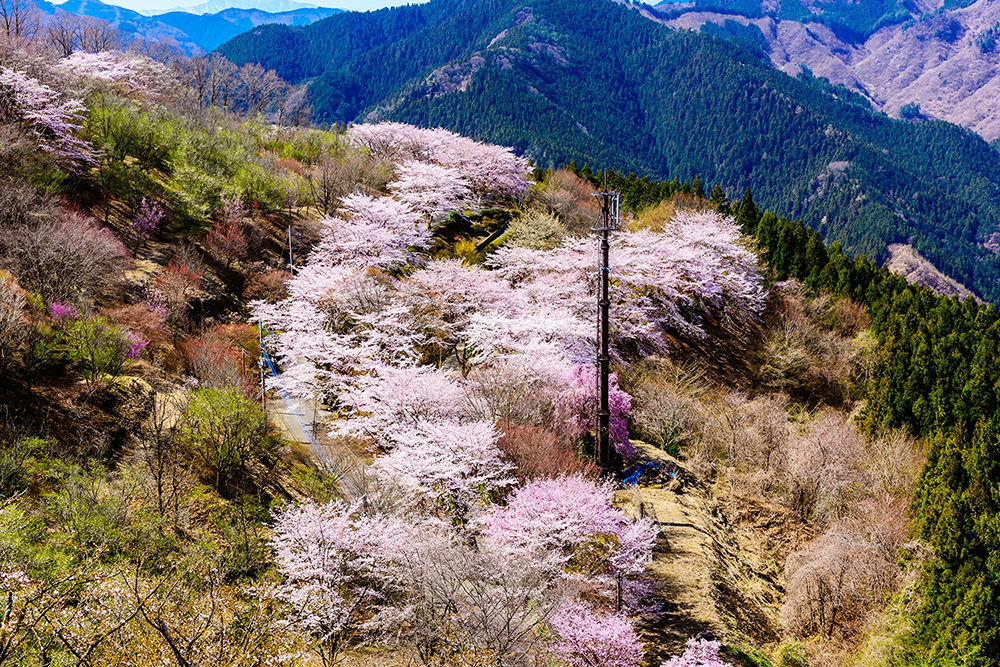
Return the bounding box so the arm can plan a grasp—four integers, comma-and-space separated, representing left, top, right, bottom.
619, 444, 786, 665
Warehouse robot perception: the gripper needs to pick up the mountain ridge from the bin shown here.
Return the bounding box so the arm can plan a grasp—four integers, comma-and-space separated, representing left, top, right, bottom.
38, 0, 341, 52
652, 0, 1000, 141
219, 0, 1000, 302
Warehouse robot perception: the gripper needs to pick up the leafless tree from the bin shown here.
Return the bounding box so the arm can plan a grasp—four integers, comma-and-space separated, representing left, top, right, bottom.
0, 270, 29, 374
0, 0, 38, 52
230, 62, 286, 115
0, 211, 128, 305
305, 149, 393, 215
206, 53, 237, 109
781, 502, 909, 638
78, 16, 121, 52
134, 387, 189, 522
398, 539, 569, 666
44, 11, 85, 57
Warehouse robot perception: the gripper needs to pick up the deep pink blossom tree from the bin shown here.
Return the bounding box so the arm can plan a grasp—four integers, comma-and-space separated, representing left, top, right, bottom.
128, 197, 164, 255
557, 365, 633, 456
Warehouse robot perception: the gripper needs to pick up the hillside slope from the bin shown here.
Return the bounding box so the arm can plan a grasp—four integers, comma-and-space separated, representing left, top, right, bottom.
655, 0, 1000, 142
219, 0, 1000, 302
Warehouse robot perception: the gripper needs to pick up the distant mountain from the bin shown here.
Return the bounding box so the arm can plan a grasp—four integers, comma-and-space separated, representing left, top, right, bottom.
41, 0, 340, 52
154, 0, 321, 16
219, 0, 1000, 302
651, 0, 1000, 141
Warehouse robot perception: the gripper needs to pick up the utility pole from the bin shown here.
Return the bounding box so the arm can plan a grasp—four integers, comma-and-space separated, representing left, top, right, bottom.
593, 183, 620, 469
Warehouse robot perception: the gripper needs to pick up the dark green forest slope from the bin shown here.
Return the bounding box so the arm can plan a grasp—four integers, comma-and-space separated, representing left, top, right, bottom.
222, 0, 1000, 302
651, 0, 977, 39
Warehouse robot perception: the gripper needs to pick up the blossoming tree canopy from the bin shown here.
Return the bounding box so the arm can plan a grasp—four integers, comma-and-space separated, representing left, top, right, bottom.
250, 124, 774, 663
54, 51, 173, 99
483, 474, 656, 576
346, 122, 531, 199
0, 66, 91, 164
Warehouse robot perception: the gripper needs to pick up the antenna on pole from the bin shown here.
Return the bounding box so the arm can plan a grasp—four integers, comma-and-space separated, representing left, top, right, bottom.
592, 173, 620, 469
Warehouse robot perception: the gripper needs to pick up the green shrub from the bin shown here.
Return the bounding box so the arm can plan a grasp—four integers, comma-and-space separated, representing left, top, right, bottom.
182, 387, 282, 494
501, 208, 566, 250
213, 495, 271, 580
774, 641, 809, 667
64, 316, 141, 387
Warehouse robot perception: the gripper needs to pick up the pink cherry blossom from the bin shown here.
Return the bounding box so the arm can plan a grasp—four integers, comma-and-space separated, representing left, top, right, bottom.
0, 66, 92, 165
390, 161, 471, 220
483, 474, 656, 576
660, 638, 735, 667
55, 50, 172, 100
549, 601, 644, 667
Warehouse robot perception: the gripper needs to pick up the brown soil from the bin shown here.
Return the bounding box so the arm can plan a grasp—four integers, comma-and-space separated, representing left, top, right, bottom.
620, 443, 805, 665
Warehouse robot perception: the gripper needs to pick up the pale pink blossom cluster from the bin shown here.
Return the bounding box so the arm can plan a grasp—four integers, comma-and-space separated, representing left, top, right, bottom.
346, 122, 531, 200
483, 474, 656, 578
55, 51, 172, 99
0, 66, 92, 164
272, 480, 653, 666
660, 638, 735, 667
257, 129, 769, 665
270, 500, 416, 647
549, 602, 645, 667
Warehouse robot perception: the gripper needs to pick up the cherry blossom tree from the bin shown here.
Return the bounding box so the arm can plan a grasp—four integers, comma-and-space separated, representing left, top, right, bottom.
54, 51, 172, 101
270, 500, 414, 665
370, 419, 514, 510
483, 474, 656, 579
390, 160, 470, 221
549, 602, 644, 667
0, 66, 91, 165
557, 365, 633, 457
660, 638, 735, 667
346, 122, 530, 200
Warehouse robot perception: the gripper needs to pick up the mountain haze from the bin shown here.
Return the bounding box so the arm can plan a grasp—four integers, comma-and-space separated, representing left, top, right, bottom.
37, 0, 340, 52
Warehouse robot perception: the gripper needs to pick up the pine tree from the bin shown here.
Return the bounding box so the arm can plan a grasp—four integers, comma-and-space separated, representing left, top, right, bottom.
709, 183, 729, 215
735, 187, 759, 234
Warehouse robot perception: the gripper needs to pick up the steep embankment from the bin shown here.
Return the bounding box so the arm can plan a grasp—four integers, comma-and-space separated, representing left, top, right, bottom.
619, 443, 792, 665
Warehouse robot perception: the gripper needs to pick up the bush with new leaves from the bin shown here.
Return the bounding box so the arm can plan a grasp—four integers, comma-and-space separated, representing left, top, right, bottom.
501, 208, 566, 250
182, 387, 281, 494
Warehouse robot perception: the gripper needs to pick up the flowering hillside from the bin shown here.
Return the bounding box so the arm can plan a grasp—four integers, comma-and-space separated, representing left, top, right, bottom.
0, 33, 946, 666
252, 122, 768, 665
